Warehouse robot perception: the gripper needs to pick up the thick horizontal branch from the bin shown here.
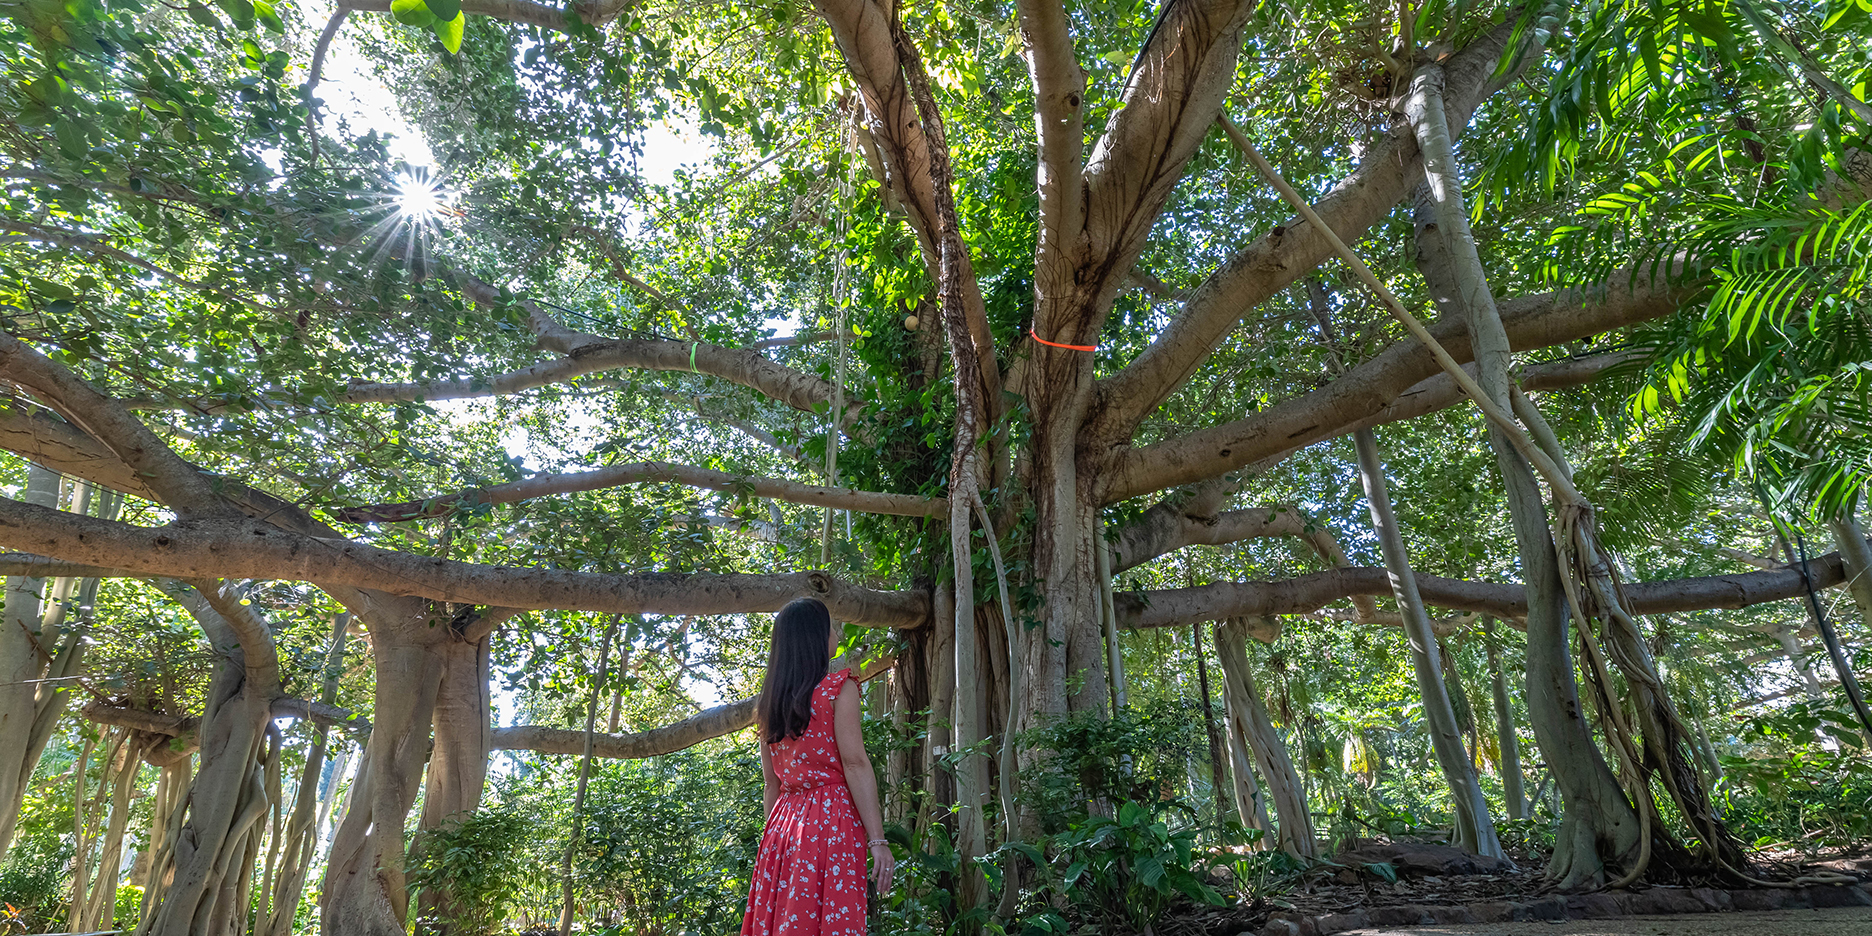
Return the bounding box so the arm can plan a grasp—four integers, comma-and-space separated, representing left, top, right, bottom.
1114, 551, 1852, 629
82, 697, 370, 744
0, 553, 130, 578
492, 656, 893, 759
337, 0, 631, 34
1100, 352, 1631, 557
1101, 281, 1681, 503
1111, 503, 1312, 573
334, 461, 946, 523
0, 497, 930, 627
1086, 21, 1522, 442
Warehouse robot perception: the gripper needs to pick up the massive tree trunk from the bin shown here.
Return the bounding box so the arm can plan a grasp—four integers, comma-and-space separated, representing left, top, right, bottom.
1213, 618, 1315, 858
1408, 68, 1643, 888
140, 581, 280, 936
322, 597, 451, 936
1351, 428, 1503, 858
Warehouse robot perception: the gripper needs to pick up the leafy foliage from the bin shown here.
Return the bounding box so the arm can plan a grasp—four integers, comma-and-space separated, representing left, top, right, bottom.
407, 805, 533, 936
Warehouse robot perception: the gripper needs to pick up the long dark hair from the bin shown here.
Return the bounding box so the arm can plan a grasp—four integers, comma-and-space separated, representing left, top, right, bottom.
756, 598, 833, 743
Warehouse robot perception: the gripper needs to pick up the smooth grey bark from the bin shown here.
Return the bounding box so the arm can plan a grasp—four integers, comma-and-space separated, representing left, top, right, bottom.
1482, 618, 1529, 820
0, 465, 61, 860
1352, 428, 1503, 858
1223, 705, 1275, 845
1833, 513, 1872, 630
1213, 618, 1315, 858
1096, 526, 1128, 711
321, 598, 450, 936
1769, 622, 1827, 700
80, 736, 139, 932
1408, 65, 1641, 888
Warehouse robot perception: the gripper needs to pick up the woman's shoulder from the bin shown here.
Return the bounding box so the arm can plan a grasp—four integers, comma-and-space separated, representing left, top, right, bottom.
820, 666, 853, 689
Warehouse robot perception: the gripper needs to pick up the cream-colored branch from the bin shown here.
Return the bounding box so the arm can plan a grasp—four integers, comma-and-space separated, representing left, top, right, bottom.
333, 461, 946, 523
1216, 114, 1586, 508
0, 333, 240, 520
1111, 553, 1852, 630
0, 496, 930, 627
1099, 284, 1678, 503
1088, 19, 1522, 442
492, 656, 893, 759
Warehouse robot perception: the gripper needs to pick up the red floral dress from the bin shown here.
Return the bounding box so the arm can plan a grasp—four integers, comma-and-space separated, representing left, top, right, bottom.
741, 668, 866, 935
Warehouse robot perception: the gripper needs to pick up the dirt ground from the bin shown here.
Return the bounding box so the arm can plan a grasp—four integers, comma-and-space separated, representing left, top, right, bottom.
1343, 905, 1872, 935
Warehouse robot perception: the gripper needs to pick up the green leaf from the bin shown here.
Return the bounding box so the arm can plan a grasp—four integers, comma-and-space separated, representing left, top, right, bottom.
390, 0, 436, 27
426, 0, 462, 22
214, 0, 256, 27
1062, 860, 1088, 887
253, 0, 284, 33
434, 11, 465, 54
185, 3, 223, 30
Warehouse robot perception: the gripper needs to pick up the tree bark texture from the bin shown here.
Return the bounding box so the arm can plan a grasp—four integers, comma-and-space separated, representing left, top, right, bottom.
0, 464, 60, 861
1408, 65, 1643, 888
1213, 618, 1315, 858
1482, 619, 1529, 821
322, 597, 450, 936
1352, 428, 1503, 858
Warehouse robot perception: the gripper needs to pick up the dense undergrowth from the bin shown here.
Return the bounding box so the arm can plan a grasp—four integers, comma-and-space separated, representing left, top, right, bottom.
3, 693, 1867, 935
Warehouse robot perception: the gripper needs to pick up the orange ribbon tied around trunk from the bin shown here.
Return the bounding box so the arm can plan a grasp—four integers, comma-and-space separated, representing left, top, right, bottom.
1030, 329, 1096, 352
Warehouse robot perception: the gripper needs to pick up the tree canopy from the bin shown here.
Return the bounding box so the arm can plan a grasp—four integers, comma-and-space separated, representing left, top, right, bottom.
1, 0, 1870, 931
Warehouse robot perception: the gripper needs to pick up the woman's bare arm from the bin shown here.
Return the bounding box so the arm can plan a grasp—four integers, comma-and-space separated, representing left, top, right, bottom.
760, 740, 779, 819
833, 678, 894, 891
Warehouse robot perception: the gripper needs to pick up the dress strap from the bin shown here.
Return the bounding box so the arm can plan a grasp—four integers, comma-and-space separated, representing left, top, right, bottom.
821, 667, 853, 694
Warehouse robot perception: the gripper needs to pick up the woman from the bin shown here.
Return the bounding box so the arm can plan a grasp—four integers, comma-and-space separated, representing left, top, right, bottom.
741, 597, 894, 935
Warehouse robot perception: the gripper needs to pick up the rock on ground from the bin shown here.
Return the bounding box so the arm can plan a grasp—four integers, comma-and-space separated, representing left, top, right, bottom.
1340, 905, 1872, 935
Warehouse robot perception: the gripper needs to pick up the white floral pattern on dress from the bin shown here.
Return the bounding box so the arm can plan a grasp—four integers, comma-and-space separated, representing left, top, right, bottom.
740, 669, 866, 936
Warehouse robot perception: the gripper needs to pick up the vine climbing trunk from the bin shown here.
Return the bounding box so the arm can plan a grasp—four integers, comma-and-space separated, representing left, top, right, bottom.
79, 734, 139, 932
1213, 618, 1315, 858
264, 615, 351, 936
1194, 623, 1231, 824
1415, 62, 1752, 879
1351, 428, 1503, 858
896, 24, 991, 912
558, 618, 615, 936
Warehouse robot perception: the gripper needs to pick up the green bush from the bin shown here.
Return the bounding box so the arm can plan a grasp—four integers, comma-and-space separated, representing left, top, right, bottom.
1715, 701, 1872, 850
1024, 800, 1225, 934
1018, 700, 1206, 834
572, 746, 765, 934
0, 835, 70, 934
407, 806, 532, 936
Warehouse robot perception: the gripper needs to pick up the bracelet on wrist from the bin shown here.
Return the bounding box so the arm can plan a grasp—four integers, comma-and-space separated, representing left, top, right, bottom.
867, 838, 889, 847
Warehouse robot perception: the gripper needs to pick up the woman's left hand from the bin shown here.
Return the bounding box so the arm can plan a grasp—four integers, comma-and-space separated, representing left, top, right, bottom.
869, 842, 895, 895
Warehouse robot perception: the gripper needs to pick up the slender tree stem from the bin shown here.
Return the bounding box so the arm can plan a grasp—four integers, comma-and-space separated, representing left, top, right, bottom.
559, 618, 618, 936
